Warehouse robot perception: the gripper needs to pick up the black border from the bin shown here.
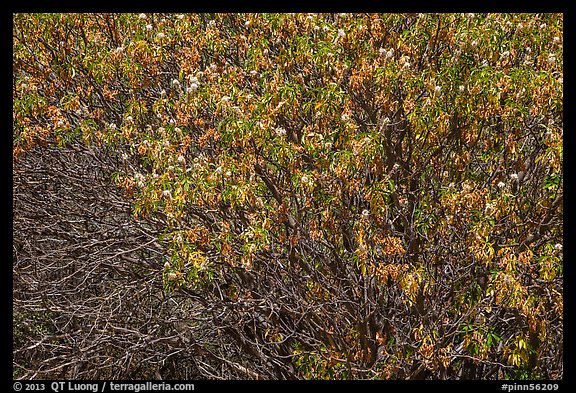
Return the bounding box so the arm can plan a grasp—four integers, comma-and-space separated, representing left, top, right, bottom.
8, 5, 571, 391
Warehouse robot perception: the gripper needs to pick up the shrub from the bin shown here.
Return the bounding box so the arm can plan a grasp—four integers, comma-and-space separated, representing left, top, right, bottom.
13, 13, 562, 379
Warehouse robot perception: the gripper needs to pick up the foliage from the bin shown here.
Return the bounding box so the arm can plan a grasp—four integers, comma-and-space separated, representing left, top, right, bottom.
13, 13, 562, 379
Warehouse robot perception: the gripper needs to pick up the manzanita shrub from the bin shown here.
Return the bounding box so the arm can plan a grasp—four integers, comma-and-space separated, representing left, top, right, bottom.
13, 13, 562, 379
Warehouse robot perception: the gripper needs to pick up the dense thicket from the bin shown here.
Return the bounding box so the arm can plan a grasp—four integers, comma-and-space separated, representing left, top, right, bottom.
13, 13, 562, 379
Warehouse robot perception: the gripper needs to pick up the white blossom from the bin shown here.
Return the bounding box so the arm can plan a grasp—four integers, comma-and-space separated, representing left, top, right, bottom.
434, 85, 441, 94
244, 20, 251, 27
337, 29, 346, 38
362, 209, 370, 217
459, 85, 465, 92
301, 175, 310, 185
547, 53, 556, 65
186, 83, 198, 93
139, 13, 147, 20
399, 55, 411, 68
156, 32, 165, 39
146, 24, 153, 30
497, 181, 506, 189
341, 113, 350, 121
275, 127, 287, 137
554, 243, 563, 251
553, 36, 561, 44
162, 189, 172, 198
171, 79, 180, 87
135, 173, 145, 183
510, 173, 519, 181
